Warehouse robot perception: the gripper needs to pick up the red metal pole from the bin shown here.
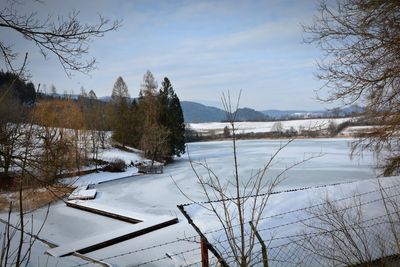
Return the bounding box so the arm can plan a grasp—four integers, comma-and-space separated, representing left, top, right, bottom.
201, 237, 209, 267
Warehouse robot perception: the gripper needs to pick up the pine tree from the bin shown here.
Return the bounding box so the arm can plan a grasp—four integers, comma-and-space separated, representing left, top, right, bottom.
88, 90, 97, 100
159, 77, 185, 157
127, 99, 142, 147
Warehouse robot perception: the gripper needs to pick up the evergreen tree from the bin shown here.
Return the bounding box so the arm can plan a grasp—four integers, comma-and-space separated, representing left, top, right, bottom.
88, 90, 97, 100
159, 77, 186, 157
0, 71, 36, 105
127, 99, 142, 147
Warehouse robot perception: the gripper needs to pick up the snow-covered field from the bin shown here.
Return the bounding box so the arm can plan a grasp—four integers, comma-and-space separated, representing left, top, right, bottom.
188, 117, 353, 135
2, 138, 393, 266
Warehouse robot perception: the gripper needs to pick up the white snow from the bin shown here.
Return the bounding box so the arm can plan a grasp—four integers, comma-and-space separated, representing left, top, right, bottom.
68, 186, 97, 200
47, 215, 177, 257
100, 147, 143, 164
188, 117, 353, 135
183, 176, 400, 265
64, 167, 142, 187
1, 138, 388, 266
65, 200, 156, 221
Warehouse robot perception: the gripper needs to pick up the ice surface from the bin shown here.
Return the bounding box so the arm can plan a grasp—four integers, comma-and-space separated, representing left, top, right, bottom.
47, 216, 177, 257
2, 138, 385, 266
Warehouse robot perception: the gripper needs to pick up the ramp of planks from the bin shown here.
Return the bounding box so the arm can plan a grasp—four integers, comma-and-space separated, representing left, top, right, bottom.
47, 201, 178, 257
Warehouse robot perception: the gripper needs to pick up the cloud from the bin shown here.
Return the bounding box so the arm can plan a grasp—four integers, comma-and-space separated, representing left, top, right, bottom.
0, 0, 326, 110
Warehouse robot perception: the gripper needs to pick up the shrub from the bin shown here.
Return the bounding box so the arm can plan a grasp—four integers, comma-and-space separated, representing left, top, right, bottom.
103, 158, 127, 172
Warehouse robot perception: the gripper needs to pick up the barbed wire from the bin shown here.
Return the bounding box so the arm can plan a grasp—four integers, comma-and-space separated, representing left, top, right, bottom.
72, 236, 199, 266
180, 181, 400, 238
216, 215, 400, 267
131, 246, 201, 267
198, 190, 400, 247
178, 179, 361, 207
74, 181, 400, 266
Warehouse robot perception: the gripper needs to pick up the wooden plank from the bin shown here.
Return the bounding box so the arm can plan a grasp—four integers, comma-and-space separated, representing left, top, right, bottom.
47, 217, 178, 257
65, 201, 143, 224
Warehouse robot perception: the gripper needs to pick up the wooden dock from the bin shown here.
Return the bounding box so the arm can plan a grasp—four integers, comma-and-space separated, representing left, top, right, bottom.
48, 201, 178, 257
65, 200, 143, 224
68, 185, 97, 201
47, 217, 178, 257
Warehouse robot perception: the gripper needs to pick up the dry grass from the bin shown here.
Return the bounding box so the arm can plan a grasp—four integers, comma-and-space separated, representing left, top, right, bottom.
0, 184, 73, 212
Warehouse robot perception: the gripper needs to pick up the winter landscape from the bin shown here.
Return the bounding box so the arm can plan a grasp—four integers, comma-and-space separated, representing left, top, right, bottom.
1, 1, 399, 267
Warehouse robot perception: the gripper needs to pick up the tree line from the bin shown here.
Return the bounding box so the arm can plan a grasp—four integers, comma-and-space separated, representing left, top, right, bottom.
0, 70, 185, 185
110, 70, 185, 163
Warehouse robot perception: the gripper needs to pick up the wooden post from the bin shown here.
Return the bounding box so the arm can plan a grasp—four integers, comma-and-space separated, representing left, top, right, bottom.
177, 205, 229, 267
201, 237, 209, 267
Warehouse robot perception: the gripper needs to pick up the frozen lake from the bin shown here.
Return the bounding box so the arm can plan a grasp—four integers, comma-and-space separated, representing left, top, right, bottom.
183, 138, 376, 190
89, 138, 376, 217
8, 138, 379, 266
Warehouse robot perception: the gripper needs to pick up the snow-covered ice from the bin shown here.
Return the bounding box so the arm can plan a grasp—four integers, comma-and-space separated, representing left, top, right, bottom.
1, 138, 388, 266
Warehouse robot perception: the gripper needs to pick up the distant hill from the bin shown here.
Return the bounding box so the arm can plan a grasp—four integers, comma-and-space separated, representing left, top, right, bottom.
181, 102, 270, 123
90, 96, 363, 123
98, 96, 112, 102
181, 101, 226, 123
261, 109, 321, 119
235, 108, 266, 121
262, 105, 363, 119
182, 101, 364, 123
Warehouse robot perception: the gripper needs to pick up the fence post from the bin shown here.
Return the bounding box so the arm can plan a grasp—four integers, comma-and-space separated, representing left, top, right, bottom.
201, 237, 209, 267
249, 221, 269, 267
177, 205, 229, 267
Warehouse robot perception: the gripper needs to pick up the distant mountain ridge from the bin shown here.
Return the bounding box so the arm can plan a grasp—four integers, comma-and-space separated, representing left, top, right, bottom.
181, 101, 226, 123
63, 94, 361, 123
181, 101, 363, 123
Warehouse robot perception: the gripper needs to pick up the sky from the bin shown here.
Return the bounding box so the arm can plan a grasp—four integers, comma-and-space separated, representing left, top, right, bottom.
0, 0, 331, 110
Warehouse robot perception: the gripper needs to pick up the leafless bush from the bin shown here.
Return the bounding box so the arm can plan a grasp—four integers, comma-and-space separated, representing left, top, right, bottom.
103, 158, 127, 172
299, 180, 400, 266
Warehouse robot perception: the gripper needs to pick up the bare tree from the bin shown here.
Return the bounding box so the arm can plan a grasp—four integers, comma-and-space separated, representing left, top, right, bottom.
177, 92, 319, 266
0, 0, 120, 75
0, 97, 24, 175
271, 122, 283, 133
34, 99, 87, 181
299, 181, 400, 266
140, 124, 170, 165
137, 70, 170, 162
111, 76, 129, 100
140, 70, 158, 97
110, 76, 131, 147
0, 112, 53, 267
304, 0, 400, 175
0, 2, 119, 264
